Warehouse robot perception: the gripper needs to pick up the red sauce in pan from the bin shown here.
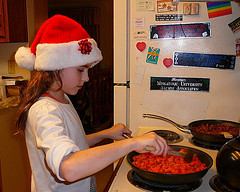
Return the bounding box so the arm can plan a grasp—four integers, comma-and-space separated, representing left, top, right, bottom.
191, 124, 239, 136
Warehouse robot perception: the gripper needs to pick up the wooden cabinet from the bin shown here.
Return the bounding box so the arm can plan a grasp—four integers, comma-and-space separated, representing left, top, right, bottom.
0, 107, 31, 191
0, 0, 9, 41
0, 0, 27, 43
0, 160, 2, 192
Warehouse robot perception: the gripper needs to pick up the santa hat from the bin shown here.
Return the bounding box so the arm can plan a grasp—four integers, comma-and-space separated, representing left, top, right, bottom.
15, 14, 103, 71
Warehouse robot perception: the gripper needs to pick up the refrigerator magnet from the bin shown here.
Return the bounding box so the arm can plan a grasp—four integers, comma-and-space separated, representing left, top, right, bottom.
149, 22, 211, 39
163, 58, 173, 68
207, 2, 232, 19
136, 42, 146, 52
146, 47, 160, 64
183, 3, 191, 15
150, 77, 210, 92
236, 38, 240, 57
174, 52, 236, 70
183, 3, 199, 15
157, 0, 177, 13
228, 16, 240, 34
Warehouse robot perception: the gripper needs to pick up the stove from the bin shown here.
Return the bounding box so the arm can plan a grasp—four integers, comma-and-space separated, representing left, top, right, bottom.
109, 126, 218, 192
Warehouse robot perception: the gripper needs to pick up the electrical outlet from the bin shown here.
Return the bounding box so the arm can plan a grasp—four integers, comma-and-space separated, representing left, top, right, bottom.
8, 61, 15, 74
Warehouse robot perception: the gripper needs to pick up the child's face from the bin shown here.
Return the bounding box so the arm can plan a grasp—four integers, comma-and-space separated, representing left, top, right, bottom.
60, 65, 90, 95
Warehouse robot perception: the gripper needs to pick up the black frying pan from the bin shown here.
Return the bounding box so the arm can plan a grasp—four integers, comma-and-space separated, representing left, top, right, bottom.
143, 114, 240, 144
127, 145, 213, 185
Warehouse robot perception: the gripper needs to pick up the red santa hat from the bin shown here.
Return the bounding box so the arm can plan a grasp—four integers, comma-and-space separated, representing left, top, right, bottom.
15, 14, 103, 71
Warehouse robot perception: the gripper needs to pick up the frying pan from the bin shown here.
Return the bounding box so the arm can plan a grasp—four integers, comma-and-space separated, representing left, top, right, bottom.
127, 145, 213, 185
143, 114, 240, 144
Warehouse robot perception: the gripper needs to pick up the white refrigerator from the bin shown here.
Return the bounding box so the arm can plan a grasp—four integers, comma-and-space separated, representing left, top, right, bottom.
114, 0, 240, 134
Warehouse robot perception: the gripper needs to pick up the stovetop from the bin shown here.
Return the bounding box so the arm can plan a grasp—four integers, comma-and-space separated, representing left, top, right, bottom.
109, 126, 218, 192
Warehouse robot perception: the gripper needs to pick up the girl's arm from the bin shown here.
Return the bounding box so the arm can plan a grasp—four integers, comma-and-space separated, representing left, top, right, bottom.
59, 131, 169, 182
86, 123, 131, 146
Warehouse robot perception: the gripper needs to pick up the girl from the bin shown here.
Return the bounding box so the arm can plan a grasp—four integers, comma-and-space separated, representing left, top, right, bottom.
15, 15, 169, 192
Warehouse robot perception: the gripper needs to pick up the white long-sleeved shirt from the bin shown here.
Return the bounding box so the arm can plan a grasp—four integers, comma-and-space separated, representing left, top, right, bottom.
25, 94, 91, 192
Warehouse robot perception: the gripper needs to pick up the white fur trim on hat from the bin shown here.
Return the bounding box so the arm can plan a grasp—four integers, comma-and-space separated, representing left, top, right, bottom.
34, 38, 103, 71
15, 47, 36, 70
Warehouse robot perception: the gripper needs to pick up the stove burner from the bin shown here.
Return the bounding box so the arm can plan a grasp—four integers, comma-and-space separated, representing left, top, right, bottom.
209, 175, 240, 192
189, 137, 222, 150
149, 130, 183, 144
127, 170, 202, 192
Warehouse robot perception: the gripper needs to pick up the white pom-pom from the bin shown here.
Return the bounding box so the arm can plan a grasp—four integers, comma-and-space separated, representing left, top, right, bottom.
15, 47, 35, 70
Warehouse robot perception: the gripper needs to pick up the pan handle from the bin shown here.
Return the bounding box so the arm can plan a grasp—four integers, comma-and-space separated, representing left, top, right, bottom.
143, 114, 191, 134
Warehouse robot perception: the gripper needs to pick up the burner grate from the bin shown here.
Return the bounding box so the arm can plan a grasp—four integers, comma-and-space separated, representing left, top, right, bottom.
189, 137, 222, 150
149, 130, 183, 144
127, 170, 202, 192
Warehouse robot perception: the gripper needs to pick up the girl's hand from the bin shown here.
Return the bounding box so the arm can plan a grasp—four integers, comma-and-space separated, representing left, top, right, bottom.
132, 132, 169, 156
103, 123, 132, 141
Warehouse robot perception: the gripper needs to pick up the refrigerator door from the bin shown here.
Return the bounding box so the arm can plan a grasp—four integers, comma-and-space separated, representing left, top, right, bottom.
113, 0, 130, 126
115, 0, 240, 134
114, 86, 128, 126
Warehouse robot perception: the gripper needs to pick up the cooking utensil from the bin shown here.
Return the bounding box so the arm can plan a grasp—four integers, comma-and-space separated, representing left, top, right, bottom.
123, 133, 194, 162
221, 132, 233, 139
143, 113, 240, 144
127, 145, 213, 185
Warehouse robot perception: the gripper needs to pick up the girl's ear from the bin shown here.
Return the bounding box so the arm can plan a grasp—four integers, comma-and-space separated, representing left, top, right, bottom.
55, 70, 62, 81
51, 71, 63, 91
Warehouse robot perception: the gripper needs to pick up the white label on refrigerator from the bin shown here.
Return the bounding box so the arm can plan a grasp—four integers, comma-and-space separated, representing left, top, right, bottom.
133, 17, 145, 29
137, 0, 154, 11
141, 91, 209, 122
134, 65, 146, 85
133, 30, 148, 40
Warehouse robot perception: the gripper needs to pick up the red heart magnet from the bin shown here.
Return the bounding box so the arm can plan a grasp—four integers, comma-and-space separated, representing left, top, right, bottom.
136, 42, 146, 52
163, 58, 173, 68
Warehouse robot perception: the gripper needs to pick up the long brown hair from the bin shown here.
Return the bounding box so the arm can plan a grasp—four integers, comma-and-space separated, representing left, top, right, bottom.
15, 71, 62, 134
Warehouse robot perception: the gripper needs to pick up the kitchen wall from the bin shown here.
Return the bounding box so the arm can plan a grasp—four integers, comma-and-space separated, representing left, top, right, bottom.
0, 0, 46, 80
0, 43, 31, 79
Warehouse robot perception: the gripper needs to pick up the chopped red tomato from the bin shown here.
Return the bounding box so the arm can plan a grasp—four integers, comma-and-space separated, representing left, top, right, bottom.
132, 152, 207, 174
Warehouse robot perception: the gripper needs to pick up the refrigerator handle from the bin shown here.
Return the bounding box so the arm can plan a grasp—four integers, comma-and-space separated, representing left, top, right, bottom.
113, 81, 130, 88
